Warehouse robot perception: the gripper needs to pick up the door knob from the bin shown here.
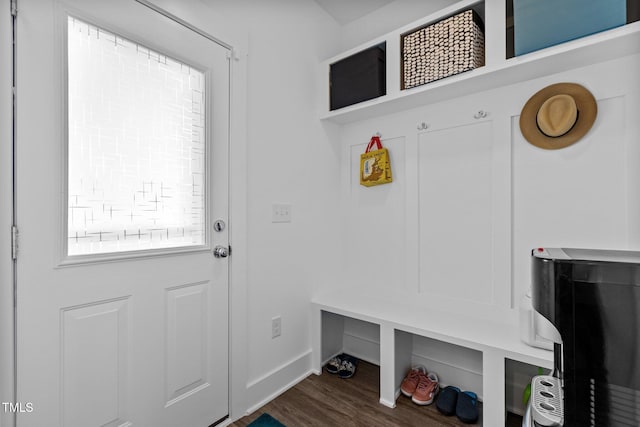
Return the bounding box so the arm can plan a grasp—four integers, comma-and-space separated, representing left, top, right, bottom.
213, 245, 229, 258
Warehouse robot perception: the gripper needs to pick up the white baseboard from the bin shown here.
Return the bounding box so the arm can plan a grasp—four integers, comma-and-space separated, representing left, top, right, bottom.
379, 397, 396, 408
245, 349, 313, 415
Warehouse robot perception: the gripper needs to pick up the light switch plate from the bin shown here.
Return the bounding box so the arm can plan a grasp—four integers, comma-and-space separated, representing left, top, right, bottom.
272, 203, 292, 223
271, 316, 282, 338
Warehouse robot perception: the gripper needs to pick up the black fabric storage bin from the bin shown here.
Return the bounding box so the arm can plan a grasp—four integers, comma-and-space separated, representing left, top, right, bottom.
330, 43, 386, 111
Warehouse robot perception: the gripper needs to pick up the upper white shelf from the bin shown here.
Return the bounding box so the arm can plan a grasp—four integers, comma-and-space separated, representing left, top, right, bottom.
321, 4, 640, 125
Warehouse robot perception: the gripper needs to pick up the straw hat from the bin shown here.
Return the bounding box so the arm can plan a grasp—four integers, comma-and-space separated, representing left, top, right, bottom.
520, 83, 597, 149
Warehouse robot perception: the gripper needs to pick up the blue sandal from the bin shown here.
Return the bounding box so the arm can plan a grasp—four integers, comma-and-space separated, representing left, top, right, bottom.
456, 390, 479, 424
436, 386, 460, 415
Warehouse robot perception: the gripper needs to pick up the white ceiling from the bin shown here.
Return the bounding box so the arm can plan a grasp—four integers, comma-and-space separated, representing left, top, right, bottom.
312, 0, 396, 25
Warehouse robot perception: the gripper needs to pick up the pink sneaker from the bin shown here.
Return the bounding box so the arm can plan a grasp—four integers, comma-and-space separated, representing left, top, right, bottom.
400, 365, 427, 397
411, 372, 439, 405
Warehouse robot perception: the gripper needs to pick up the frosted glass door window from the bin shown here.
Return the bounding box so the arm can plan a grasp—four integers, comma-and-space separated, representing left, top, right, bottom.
67, 17, 206, 256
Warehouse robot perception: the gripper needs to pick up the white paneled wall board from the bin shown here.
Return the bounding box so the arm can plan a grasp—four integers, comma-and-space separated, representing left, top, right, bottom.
512, 98, 628, 295
345, 136, 407, 292
339, 97, 514, 318
418, 121, 494, 304
336, 51, 640, 317
509, 53, 640, 307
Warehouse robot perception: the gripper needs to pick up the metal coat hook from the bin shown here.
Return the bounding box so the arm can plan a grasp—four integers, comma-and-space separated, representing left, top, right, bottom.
474, 110, 488, 119
417, 122, 428, 131
375, 132, 382, 138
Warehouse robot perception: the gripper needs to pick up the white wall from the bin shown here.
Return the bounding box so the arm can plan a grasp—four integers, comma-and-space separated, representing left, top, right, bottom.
197, 0, 344, 413
338, 0, 459, 51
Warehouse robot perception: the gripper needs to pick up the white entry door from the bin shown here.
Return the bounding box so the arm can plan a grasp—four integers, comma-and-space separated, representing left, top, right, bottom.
16, 1, 230, 426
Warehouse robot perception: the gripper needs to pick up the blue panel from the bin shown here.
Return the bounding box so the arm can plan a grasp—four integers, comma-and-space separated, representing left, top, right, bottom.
514, 0, 626, 56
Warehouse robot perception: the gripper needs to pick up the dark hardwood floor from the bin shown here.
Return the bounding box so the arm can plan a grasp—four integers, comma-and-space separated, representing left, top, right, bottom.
230, 361, 524, 426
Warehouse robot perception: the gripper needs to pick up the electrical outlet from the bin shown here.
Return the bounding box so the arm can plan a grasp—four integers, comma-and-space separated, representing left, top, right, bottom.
272, 203, 292, 223
271, 316, 282, 339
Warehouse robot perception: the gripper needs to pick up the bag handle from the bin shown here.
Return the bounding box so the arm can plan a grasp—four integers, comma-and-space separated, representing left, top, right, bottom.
365, 135, 383, 153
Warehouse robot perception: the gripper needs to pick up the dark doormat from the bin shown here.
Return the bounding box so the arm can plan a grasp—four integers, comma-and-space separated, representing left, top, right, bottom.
247, 413, 286, 427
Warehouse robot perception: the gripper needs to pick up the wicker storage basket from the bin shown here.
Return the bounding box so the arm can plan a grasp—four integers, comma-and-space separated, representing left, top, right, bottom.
401, 10, 485, 90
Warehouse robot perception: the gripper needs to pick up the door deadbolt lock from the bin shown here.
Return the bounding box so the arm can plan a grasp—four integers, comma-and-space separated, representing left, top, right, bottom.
213, 245, 229, 258
213, 219, 226, 232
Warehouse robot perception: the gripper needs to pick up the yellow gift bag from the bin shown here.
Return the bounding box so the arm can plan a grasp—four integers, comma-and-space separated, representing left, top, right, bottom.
360, 135, 392, 187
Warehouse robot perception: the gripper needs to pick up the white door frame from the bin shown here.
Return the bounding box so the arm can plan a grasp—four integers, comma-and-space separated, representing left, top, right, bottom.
1, 0, 249, 425
1, 1, 16, 426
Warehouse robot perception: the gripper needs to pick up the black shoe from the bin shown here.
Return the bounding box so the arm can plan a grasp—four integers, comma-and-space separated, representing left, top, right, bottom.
337, 355, 358, 379
325, 354, 343, 374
